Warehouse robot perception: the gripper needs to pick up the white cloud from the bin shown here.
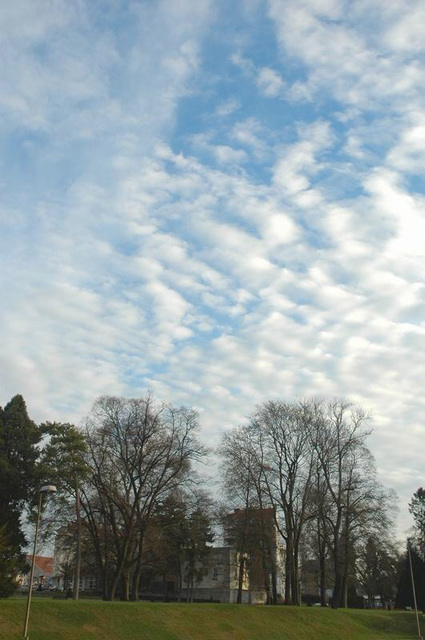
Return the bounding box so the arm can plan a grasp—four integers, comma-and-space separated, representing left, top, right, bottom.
215, 99, 240, 117
273, 121, 333, 195
268, 0, 425, 113
1, 0, 425, 537
0, 0, 212, 151
363, 169, 425, 258
387, 115, 425, 174
191, 133, 248, 164
256, 66, 285, 97
230, 50, 255, 74
231, 52, 286, 100
231, 118, 267, 157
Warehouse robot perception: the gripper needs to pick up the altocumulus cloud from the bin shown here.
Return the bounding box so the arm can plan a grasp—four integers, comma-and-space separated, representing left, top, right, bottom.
0, 0, 424, 533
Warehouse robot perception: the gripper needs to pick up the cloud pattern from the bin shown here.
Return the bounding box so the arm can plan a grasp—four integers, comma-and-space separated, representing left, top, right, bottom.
1, 0, 424, 533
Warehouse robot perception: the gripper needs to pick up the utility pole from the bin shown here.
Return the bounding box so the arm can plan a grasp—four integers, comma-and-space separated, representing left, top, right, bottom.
407, 539, 423, 640
23, 485, 56, 640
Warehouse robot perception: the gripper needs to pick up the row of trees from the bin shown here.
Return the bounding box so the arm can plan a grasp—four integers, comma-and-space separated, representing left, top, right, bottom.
42, 395, 213, 601
0, 393, 404, 606
0, 394, 213, 600
219, 399, 398, 607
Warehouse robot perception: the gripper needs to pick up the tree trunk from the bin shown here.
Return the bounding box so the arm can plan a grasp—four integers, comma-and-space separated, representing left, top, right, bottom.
260, 545, 270, 604
317, 523, 327, 606
186, 576, 190, 602
332, 553, 343, 609
293, 537, 302, 606
341, 523, 350, 608
291, 551, 299, 605
178, 564, 182, 602
331, 510, 343, 608
102, 516, 109, 601
237, 555, 245, 603
131, 533, 144, 601
120, 571, 130, 601
341, 574, 348, 608
108, 560, 125, 601
284, 539, 292, 604
73, 485, 82, 600
271, 560, 277, 605
319, 554, 327, 606
263, 570, 270, 604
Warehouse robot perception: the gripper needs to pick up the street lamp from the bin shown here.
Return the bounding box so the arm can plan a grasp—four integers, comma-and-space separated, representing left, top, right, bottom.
22, 485, 57, 640
407, 538, 424, 640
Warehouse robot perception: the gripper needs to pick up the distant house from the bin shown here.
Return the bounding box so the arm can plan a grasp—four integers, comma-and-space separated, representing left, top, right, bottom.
223, 507, 285, 604
19, 556, 54, 588
175, 508, 284, 604
182, 546, 250, 603
51, 526, 97, 592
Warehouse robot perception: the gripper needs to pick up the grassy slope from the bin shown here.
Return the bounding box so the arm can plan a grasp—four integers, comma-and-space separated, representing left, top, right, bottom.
0, 599, 421, 640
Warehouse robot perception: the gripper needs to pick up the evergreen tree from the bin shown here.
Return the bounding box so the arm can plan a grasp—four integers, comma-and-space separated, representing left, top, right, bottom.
409, 488, 425, 553
395, 545, 425, 611
0, 394, 41, 595
0, 525, 22, 597
39, 422, 88, 599
182, 491, 214, 602
356, 535, 400, 603
151, 493, 189, 599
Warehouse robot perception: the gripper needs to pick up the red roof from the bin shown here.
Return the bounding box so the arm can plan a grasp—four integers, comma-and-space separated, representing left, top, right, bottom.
26, 555, 54, 577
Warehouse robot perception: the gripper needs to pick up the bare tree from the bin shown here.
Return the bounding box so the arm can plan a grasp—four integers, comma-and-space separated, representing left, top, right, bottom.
218, 397, 396, 608
219, 425, 280, 604
250, 401, 316, 605
309, 399, 376, 607
80, 395, 207, 600
302, 462, 333, 606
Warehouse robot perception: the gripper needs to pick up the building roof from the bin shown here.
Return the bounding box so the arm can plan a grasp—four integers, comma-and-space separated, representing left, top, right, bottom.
26, 555, 54, 578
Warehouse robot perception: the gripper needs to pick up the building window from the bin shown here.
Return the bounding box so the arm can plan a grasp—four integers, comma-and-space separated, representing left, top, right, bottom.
84, 576, 96, 590
213, 565, 222, 580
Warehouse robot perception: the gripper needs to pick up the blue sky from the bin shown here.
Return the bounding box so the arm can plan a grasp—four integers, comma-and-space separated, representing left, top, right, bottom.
1, 0, 425, 534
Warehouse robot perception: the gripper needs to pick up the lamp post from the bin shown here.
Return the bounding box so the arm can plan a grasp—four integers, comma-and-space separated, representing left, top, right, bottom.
22, 485, 56, 640
407, 538, 423, 640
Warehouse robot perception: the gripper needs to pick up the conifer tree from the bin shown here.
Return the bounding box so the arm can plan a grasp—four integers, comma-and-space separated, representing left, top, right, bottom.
0, 394, 41, 595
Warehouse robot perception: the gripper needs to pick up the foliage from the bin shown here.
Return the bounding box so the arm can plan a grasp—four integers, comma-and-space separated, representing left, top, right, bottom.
141, 490, 214, 600
409, 488, 425, 555
0, 395, 41, 543
356, 536, 401, 602
0, 525, 23, 597
40, 422, 88, 495
181, 491, 215, 600
39, 422, 89, 599
395, 544, 425, 611
396, 488, 425, 611
0, 394, 41, 596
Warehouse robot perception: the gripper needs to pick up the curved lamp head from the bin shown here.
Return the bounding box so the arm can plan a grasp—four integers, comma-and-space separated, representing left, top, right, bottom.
40, 485, 57, 494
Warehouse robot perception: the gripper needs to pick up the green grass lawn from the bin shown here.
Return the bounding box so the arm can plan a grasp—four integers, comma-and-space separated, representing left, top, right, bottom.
0, 598, 422, 640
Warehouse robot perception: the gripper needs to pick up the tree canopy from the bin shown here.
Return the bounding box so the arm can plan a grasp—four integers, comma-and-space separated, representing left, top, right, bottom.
0, 395, 41, 596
